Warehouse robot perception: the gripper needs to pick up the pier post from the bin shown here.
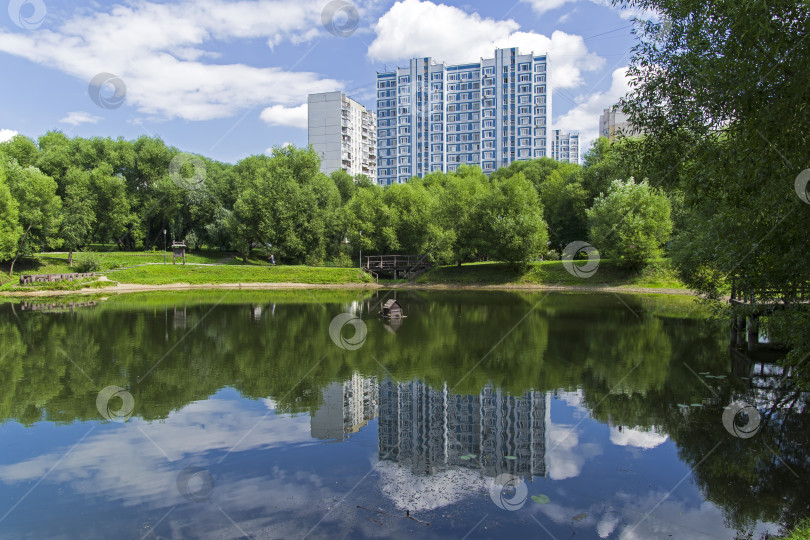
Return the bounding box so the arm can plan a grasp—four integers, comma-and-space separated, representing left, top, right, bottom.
747, 316, 759, 351
736, 317, 746, 348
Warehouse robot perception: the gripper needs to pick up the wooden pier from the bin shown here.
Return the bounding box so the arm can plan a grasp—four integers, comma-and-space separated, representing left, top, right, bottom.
729, 278, 810, 351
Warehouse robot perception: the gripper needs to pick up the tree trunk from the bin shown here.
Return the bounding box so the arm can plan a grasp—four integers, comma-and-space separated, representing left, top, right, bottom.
8, 224, 32, 277
68, 249, 74, 267
457, 260, 462, 268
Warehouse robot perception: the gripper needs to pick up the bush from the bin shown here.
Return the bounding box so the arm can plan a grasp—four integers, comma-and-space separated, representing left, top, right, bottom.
73, 252, 102, 273
587, 178, 673, 270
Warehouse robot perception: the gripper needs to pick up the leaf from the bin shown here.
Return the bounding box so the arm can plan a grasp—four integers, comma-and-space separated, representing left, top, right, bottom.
573, 513, 587, 521
531, 494, 550, 504
505, 455, 517, 460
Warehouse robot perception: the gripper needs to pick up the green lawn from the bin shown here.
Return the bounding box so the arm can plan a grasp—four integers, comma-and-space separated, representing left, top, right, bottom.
415, 259, 687, 289
1, 251, 686, 291
105, 264, 372, 285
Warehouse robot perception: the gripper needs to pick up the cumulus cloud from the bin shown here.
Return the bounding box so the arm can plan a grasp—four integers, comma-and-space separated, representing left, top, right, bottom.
59, 111, 103, 126
524, 0, 657, 19
523, 0, 578, 15
260, 104, 308, 128
609, 425, 668, 449
553, 66, 632, 154
367, 0, 604, 89
0, 129, 18, 142
0, 0, 350, 122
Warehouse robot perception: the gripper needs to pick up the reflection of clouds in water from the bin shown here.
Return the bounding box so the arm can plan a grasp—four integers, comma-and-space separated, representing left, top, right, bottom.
376, 460, 489, 511
547, 421, 601, 480
548, 390, 602, 480
532, 491, 778, 540
0, 398, 313, 507
609, 425, 668, 449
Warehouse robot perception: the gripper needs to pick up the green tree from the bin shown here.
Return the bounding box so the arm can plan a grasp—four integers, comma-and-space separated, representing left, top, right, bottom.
616, 0, 810, 370
480, 173, 548, 266
0, 162, 22, 262
5, 162, 62, 275
59, 168, 96, 266
587, 178, 673, 269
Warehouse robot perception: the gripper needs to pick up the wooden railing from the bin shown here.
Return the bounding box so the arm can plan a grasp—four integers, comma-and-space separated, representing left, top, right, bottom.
730, 277, 810, 305
364, 255, 431, 271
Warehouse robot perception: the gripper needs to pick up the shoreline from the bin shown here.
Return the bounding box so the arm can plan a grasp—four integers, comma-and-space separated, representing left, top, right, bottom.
0, 280, 697, 298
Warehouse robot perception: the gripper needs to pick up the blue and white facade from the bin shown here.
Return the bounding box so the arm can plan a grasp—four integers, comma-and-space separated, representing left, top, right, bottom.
376, 48, 551, 186
551, 129, 579, 164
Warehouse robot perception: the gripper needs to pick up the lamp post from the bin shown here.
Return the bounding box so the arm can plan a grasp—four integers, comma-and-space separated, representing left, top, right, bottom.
359, 230, 362, 269
163, 229, 167, 264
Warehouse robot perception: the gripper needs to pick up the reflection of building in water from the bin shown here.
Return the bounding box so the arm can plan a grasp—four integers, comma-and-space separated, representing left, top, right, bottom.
378, 379, 549, 479
310, 374, 378, 441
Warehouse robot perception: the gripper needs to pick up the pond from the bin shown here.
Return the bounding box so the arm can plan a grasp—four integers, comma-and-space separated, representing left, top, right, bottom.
0, 290, 806, 539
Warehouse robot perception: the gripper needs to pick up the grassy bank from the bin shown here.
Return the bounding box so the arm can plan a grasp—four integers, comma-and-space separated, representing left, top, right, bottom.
104, 264, 372, 285
414, 259, 686, 289
0, 251, 688, 293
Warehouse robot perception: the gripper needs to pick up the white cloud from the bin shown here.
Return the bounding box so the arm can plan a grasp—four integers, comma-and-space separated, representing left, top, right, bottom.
0, 0, 351, 122
367, 0, 604, 89
609, 425, 668, 449
523, 0, 577, 15
524, 0, 657, 19
0, 129, 18, 143
260, 104, 308, 128
59, 111, 103, 126
553, 66, 632, 154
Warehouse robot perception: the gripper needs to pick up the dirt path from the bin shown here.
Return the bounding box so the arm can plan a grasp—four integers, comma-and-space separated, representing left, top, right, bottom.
0, 280, 697, 298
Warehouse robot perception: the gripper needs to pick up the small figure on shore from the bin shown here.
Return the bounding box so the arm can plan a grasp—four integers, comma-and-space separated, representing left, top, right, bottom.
270, 253, 276, 265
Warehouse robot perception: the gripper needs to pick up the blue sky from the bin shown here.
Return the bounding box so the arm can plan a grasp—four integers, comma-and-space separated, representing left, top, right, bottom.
0, 0, 644, 164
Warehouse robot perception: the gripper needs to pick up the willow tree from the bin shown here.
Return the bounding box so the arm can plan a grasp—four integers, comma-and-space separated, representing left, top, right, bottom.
617, 0, 810, 370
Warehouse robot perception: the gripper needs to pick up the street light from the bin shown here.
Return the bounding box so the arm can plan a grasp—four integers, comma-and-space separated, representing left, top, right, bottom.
163, 229, 167, 264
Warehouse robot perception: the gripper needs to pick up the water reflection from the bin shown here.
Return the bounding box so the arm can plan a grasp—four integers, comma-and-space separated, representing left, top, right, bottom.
0, 291, 807, 539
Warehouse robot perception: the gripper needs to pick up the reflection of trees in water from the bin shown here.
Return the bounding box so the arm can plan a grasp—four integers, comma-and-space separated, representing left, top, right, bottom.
1, 292, 808, 532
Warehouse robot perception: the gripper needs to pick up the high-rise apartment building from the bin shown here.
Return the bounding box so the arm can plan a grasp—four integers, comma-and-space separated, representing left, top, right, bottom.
308, 91, 377, 183
375, 48, 551, 186
599, 106, 638, 142
551, 129, 580, 164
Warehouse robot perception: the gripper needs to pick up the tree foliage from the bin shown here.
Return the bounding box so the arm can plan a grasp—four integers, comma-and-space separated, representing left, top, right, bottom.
588, 178, 673, 269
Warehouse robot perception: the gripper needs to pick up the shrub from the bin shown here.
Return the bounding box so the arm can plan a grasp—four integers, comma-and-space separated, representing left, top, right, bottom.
73, 252, 103, 273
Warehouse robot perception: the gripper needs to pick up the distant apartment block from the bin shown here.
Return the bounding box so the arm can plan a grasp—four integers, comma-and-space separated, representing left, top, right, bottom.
599, 106, 640, 142
308, 91, 377, 183
375, 47, 551, 186
551, 130, 579, 164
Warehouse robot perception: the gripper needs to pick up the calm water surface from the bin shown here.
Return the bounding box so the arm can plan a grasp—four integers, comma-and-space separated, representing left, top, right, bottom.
0, 290, 807, 539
